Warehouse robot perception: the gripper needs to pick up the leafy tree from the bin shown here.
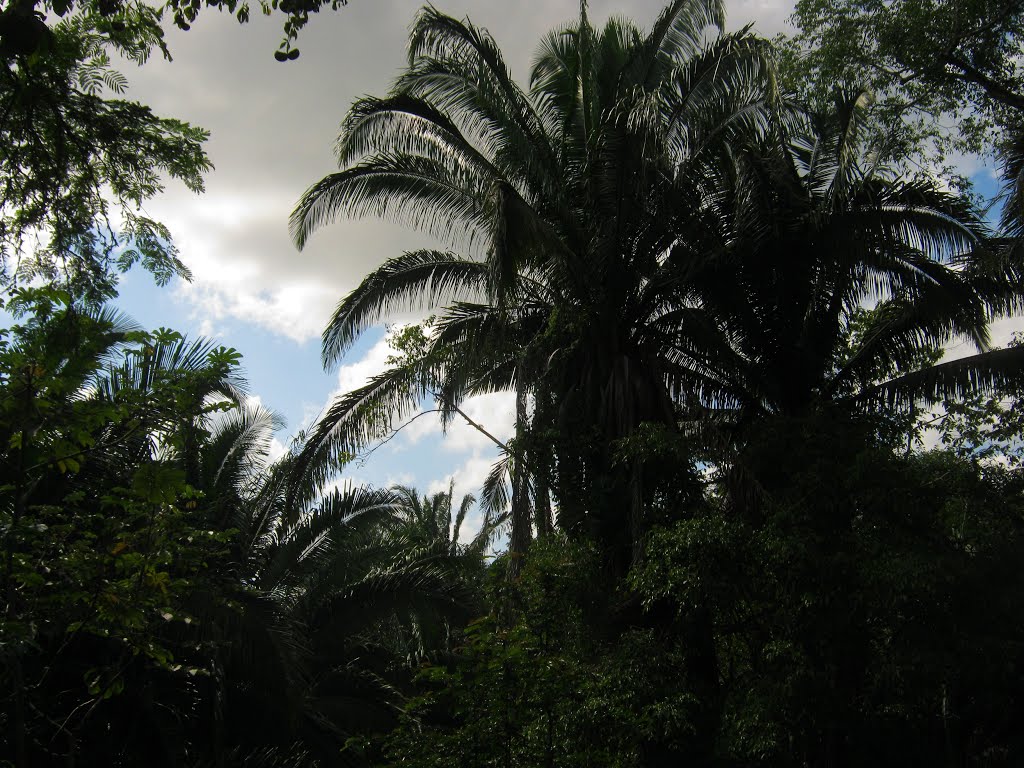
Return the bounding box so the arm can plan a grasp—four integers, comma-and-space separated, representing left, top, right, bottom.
934, 335, 1024, 467
0, 9, 212, 299
0, 0, 359, 300
1, 0, 349, 62
634, 433, 1024, 766
784, 0, 1024, 172
383, 537, 693, 768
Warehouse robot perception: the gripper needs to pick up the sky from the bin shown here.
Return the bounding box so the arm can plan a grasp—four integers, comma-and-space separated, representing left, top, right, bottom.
108, 0, 1015, 535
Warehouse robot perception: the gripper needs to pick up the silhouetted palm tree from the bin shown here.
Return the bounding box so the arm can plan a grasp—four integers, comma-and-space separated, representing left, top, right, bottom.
292, 0, 777, 564
182, 410, 486, 765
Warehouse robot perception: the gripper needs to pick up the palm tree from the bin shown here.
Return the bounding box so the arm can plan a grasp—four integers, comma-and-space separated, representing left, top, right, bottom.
391, 481, 501, 556
291, 0, 777, 566
653, 95, 1024, 450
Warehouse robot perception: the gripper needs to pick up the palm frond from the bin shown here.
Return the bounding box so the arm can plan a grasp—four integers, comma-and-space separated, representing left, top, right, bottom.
260, 484, 401, 593
451, 489, 477, 551
302, 352, 440, 468
291, 153, 489, 250
640, 0, 725, 80
481, 450, 512, 518
999, 125, 1024, 237
322, 250, 488, 367
859, 345, 1024, 409
306, 560, 476, 640
205, 401, 285, 504
335, 93, 500, 180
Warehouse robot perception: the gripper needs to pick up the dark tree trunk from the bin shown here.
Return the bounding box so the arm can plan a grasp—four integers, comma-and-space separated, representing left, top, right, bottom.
532, 386, 554, 537
508, 378, 532, 577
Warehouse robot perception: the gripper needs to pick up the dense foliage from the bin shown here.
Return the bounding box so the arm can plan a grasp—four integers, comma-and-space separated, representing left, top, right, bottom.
4, 0, 1024, 765
0, 290, 489, 765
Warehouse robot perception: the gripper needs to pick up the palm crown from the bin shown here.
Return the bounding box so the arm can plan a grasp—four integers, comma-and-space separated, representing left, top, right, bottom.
293, 0, 1024, 564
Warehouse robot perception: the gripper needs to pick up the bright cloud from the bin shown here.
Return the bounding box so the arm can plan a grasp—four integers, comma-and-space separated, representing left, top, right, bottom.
335, 336, 394, 396
267, 436, 290, 464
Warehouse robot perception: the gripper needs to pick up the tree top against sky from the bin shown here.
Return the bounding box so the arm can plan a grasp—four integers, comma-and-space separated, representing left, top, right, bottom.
785, 0, 1024, 170
0, 0, 348, 62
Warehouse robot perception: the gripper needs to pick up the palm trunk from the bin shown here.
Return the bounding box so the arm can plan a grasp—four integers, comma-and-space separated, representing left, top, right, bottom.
534, 468, 553, 537
4, 376, 33, 768
629, 459, 644, 566
508, 378, 531, 577
533, 386, 554, 536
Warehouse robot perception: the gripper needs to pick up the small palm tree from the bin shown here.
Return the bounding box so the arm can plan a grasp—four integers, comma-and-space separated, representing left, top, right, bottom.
392, 480, 503, 557
182, 408, 486, 764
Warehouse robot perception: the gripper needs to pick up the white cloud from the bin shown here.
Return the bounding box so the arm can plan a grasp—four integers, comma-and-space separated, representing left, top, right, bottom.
177, 278, 340, 343
398, 408, 444, 446
317, 323, 517, 458
725, 0, 796, 35
440, 392, 517, 453
427, 453, 499, 500
303, 322, 517, 527
987, 316, 1024, 349
335, 336, 394, 395
937, 315, 1024, 365
322, 473, 373, 497
385, 471, 415, 487
389, 390, 516, 449
267, 436, 289, 464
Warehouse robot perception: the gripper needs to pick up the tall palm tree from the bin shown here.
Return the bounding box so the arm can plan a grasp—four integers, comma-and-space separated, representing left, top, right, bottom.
291, 0, 777, 565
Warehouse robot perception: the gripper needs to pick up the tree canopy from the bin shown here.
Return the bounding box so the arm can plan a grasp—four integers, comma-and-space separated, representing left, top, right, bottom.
0, 0, 355, 301
5, 0, 1024, 765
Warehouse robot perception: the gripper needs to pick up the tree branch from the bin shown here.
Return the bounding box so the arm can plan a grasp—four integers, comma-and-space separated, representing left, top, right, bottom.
431, 389, 514, 455
944, 53, 1024, 112
354, 408, 445, 466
